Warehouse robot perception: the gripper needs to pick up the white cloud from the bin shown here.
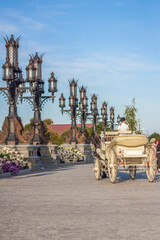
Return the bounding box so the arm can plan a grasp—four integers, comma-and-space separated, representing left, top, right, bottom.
8, 14, 45, 30
43, 51, 160, 85
0, 20, 18, 33
1, 9, 45, 30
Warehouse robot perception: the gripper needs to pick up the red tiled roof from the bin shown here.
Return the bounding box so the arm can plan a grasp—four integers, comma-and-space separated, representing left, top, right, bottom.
47, 124, 93, 135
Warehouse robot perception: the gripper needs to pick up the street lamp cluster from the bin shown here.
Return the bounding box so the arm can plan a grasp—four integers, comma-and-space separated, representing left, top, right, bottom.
59, 79, 79, 143
59, 79, 120, 144
1, 35, 24, 144
20, 54, 57, 143
0, 35, 57, 144
0, 34, 120, 145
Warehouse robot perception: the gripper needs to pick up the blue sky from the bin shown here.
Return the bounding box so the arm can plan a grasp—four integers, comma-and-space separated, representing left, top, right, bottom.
0, 0, 160, 135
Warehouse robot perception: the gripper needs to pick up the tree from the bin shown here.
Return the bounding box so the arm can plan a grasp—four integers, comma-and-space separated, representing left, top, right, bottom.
43, 118, 53, 125
50, 131, 66, 145
148, 132, 160, 141
23, 118, 53, 132
124, 98, 138, 132
96, 122, 103, 134
96, 122, 111, 134
23, 118, 34, 131
86, 127, 92, 137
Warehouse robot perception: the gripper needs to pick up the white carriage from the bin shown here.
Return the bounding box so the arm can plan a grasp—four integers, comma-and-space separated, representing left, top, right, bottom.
93, 131, 157, 183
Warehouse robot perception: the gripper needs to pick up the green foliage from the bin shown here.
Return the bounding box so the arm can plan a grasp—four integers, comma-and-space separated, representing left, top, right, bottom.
97, 122, 103, 134
23, 118, 33, 131
148, 132, 160, 141
135, 119, 142, 134
23, 123, 31, 131
86, 127, 92, 137
43, 118, 53, 133
50, 131, 66, 145
86, 123, 111, 136
23, 118, 53, 132
49, 129, 71, 145
124, 98, 138, 132
43, 118, 53, 125
85, 122, 103, 136
61, 130, 69, 138
77, 126, 81, 131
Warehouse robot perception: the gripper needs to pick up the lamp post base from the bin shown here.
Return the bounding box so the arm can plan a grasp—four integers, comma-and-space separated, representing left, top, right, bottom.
5, 116, 21, 145
5, 135, 19, 145
31, 121, 50, 144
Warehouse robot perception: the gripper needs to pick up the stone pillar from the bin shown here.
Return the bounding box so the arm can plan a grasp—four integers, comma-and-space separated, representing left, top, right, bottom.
40, 144, 60, 168
26, 145, 41, 171
77, 144, 95, 163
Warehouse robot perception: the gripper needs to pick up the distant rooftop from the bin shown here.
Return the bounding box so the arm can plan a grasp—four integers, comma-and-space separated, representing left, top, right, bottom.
47, 124, 92, 135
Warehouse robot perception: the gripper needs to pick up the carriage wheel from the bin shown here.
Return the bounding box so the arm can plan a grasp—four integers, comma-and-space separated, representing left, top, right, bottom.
129, 166, 136, 180
146, 147, 157, 182
94, 158, 101, 180
108, 148, 117, 183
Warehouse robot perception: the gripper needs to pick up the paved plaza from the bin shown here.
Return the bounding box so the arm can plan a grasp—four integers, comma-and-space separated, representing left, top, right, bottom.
0, 163, 160, 240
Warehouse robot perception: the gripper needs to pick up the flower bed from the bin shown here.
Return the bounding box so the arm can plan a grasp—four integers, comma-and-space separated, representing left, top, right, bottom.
0, 147, 29, 175
58, 146, 84, 163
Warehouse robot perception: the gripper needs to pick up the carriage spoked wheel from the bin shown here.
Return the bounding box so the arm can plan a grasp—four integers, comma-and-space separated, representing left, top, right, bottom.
108, 148, 117, 183
146, 147, 157, 182
94, 158, 101, 180
129, 166, 136, 180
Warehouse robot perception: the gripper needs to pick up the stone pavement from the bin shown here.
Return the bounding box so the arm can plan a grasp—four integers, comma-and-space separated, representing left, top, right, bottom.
0, 163, 160, 240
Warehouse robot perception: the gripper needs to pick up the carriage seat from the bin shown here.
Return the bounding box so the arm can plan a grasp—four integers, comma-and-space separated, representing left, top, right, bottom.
110, 134, 148, 147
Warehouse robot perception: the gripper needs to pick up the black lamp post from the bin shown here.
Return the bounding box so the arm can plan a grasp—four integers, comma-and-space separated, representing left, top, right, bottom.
59, 79, 78, 144
0, 35, 23, 144
79, 86, 88, 133
117, 114, 121, 125
110, 107, 115, 131
101, 101, 108, 134
20, 53, 57, 143
90, 94, 98, 134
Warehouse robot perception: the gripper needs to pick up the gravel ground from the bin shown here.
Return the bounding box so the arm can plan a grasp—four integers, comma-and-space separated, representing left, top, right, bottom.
0, 163, 160, 240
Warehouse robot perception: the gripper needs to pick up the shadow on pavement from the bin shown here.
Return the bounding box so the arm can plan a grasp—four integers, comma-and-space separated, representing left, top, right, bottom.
99, 171, 160, 183
13, 162, 90, 179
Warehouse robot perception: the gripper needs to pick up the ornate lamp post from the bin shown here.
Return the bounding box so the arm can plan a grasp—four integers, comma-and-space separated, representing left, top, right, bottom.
101, 103, 120, 133
59, 93, 66, 113
79, 86, 88, 134
90, 94, 98, 135
117, 114, 121, 126
59, 79, 78, 144
0, 35, 23, 144
101, 101, 108, 134
20, 53, 57, 143
110, 107, 115, 131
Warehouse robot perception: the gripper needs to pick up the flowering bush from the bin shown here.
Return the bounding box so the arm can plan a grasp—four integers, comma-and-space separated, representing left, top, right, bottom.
58, 146, 84, 163
0, 147, 29, 175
